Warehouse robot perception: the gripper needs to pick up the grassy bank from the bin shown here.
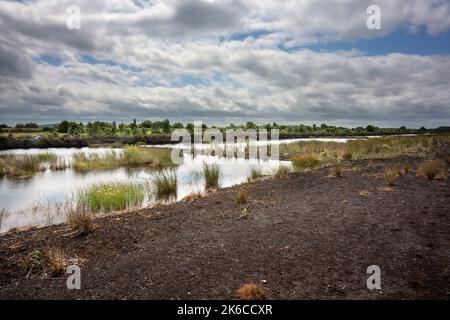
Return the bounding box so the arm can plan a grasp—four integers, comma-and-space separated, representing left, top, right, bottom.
281, 134, 450, 170
76, 182, 146, 213
0, 152, 60, 178
73, 146, 173, 172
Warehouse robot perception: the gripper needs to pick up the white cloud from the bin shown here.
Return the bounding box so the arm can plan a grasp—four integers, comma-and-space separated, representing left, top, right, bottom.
0, 0, 449, 126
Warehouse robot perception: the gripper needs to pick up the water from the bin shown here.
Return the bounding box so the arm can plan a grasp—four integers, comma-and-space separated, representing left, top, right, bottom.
0, 148, 291, 232
0, 137, 362, 232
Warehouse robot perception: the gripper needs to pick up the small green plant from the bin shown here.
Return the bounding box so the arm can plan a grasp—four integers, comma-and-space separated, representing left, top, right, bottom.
241, 207, 249, 219
76, 182, 145, 212
152, 169, 178, 200
235, 188, 248, 204
202, 163, 220, 189
384, 168, 398, 186
422, 160, 442, 180
73, 151, 119, 171
274, 165, 290, 178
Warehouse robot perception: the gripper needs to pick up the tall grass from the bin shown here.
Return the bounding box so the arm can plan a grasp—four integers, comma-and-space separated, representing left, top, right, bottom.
73, 146, 173, 172
0, 208, 6, 231
0, 152, 58, 178
66, 210, 96, 235
280, 134, 450, 162
274, 165, 291, 178
152, 169, 178, 200
384, 168, 398, 186
235, 188, 248, 204
421, 160, 443, 180
73, 151, 119, 171
202, 163, 220, 189
76, 182, 146, 213
248, 166, 262, 182
292, 153, 322, 170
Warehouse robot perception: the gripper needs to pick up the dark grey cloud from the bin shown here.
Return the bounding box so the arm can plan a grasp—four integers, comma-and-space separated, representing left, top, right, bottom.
0, 44, 34, 79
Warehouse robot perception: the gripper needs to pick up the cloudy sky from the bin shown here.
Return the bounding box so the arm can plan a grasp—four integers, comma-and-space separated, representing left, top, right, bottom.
1, 0, 450, 127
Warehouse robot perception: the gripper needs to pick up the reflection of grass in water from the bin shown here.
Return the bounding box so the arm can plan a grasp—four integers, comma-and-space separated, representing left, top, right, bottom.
76, 182, 146, 213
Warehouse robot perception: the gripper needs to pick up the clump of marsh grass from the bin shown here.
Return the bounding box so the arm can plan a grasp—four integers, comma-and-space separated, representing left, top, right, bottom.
44, 247, 70, 276
421, 160, 443, 180
66, 210, 96, 236
235, 188, 249, 204
0, 208, 7, 232
292, 154, 322, 170
123, 146, 173, 167
342, 151, 353, 160
73, 147, 173, 172
235, 283, 265, 300
330, 164, 343, 177
384, 168, 398, 186
76, 182, 145, 213
152, 169, 178, 200
16, 247, 82, 278
274, 165, 291, 179
73, 151, 119, 171
0, 152, 58, 178
182, 191, 204, 202
403, 162, 412, 174
202, 163, 220, 190
247, 166, 262, 182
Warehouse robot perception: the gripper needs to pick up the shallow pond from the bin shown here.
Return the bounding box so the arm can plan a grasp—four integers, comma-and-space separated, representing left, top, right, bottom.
0, 137, 356, 232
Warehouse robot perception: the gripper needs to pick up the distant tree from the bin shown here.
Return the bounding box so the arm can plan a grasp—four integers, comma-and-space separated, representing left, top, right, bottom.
172, 122, 184, 129
24, 123, 39, 128
15, 123, 25, 129
57, 120, 70, 133
365, 124, 377, 133
186, 123, 194, 133
246, 121, 257, 129
0, 124, 8, 129
162, 119, 171, 134
112, 121, 117, 135
141, 120, 152, 128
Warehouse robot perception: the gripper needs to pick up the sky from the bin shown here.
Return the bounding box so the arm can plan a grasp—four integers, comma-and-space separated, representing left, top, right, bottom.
1, 0, 450, 128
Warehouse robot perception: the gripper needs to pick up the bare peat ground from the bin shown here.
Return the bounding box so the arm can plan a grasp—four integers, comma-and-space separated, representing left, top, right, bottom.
0, 156, 449, 299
